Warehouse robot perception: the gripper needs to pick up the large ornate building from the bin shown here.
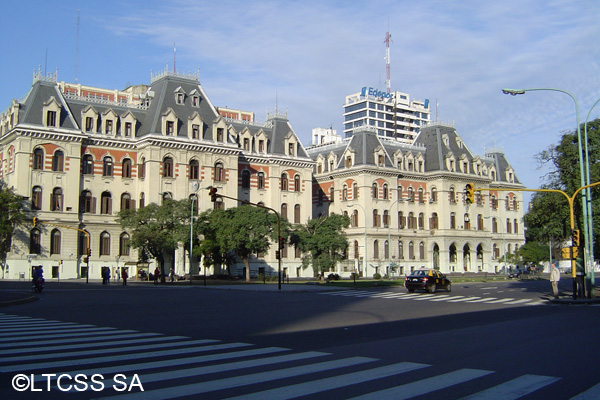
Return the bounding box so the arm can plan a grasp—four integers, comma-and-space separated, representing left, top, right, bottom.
0, 69, 314, 280
307, 124, 525, 277
0, 69, 525, 281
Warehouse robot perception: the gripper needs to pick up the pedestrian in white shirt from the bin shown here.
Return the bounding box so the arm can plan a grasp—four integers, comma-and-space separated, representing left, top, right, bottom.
550, 262, 560, 299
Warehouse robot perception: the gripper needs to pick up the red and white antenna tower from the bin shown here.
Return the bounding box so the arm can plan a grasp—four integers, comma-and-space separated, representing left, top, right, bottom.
384, 31, 392, 93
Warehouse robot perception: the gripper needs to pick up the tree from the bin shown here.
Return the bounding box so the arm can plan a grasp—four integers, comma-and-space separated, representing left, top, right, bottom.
117, 200, 190, 283
0, 181, 27, 277
291, 213, 350, 278
213, 205, 284, 282
516, 241, 550, 266
525, 118, 600, 257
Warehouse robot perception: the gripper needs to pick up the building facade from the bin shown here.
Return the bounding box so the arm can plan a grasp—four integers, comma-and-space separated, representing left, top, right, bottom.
307, 124, 525, 277
0, 69, 314, 281
343, 87, 431, 143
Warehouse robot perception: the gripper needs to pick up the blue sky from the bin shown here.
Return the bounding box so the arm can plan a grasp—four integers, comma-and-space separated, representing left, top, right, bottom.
2, 0, 600, 200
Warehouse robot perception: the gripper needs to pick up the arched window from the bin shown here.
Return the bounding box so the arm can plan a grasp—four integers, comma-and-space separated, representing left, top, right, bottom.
329, 186, 334, 203
161, 192, 172, 204
464, 213, 470, 230
30, 229, 41, 254
407, 187, 414, 202
294, 204, 301, 224
214, 162, 224, 182
79, 231, 90, 257
281, 173, 288, 191
449, 243, 457, 263
492, 217, 498, 233
409, 241, 415, 259
419, 242, 425, 260
139, 192, 145, 208
514, 219, 519, 233
384, 240, 389, 259
119, 233, 130, 256
50, 229, 61, 255
100, 231, 111, 256
373, 240, 379, 259
342, 184, 348, 201
32, 186, 42, 210
372, 183, 378, 199
477, 214, 484, 230
51, 188, 63, 211
354, 240, 359, 259
122, 158, 132, 178
52, 150, 64, 172
383, 210, 389, 227
430, 212, 438, 229
431, 187, 437, 202
407, 212, 415, 229
506, 218, 512, 233
294, 175, 301, 192
100, 192, 112, 214
418, 188, 424, 203
383, 184, 389, 199
163, 157, 174, 178
138, 157, 146, 179
33, 148, 44, 170
281, 203, 288, 220
398, 241, 404, 259
397, 185, 403, 201
241, 170, 251, 189
102, 156, 113, 177
80, 190, 94, 213
418, 213, 424, 230
449, 187, 456, 203
373, 209, 379, 227
189, 159, 199, 180
82, 154, 94, 175
398, 211, 405, 229
353, 183, 358, 199
121, 193, 132, 211
352, 210, 359, 227
257, 172, 265, 189
450, 212, 456, 229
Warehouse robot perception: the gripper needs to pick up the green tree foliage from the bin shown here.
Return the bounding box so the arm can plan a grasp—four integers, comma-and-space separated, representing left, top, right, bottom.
205, 205, 284, 282
0, 181, 27, 275
516, 241, 550, 266
117, 199, 190, 282
291, 213, 350, 278
525, 118, 600, 257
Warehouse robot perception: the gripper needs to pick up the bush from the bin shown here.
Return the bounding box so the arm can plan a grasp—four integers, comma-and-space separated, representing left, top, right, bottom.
350, 272, 359, 280
373, 273, 382, 280
327, 273, 341, 281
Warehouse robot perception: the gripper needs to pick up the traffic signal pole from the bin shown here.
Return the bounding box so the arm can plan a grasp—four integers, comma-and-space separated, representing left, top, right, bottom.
477, 181, 600, 299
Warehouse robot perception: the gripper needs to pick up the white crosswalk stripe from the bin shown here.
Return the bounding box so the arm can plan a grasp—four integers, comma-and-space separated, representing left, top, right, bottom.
320, 290, 545, 307
0, 313, 590, 399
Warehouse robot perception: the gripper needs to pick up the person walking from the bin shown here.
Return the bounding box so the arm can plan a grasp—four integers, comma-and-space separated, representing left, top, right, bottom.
550, 262, 560, 299
121, 268, 128, 286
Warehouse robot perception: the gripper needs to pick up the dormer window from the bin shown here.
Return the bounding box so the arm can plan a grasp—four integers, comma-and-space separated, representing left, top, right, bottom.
259, 140, 265, 153
85, 117, 94, 132
105, 120, 113, 134
192, 124, 200, 139
124, 122, 132, 137
177, 93, 184, 105
217, 128, 224, 142
192, 96, 199, 107
243, 137, 250, 151
288, 142, 295, 156
378, 154, 385, 167
166, 121, 174, 135
46, 111, 57, 127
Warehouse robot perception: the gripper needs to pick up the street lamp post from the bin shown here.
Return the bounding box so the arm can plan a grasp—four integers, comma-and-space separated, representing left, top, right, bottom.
189, 182, 200, 285
503, 88, 594, 297
584, 99, 600, 288
347, 203, 367, 278
387, 199, 401, 278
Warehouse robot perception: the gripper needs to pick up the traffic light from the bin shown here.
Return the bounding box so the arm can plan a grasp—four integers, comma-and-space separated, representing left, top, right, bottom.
279, 237, 285, 250
209, 187, 218, 202
572, 229, 580, 247
465, 183, 475, 204
32, 217, 38, 227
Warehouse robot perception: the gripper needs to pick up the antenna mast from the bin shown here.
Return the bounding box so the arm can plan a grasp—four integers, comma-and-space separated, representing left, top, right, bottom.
75, 9, 80, 83
384, 31, 392, 93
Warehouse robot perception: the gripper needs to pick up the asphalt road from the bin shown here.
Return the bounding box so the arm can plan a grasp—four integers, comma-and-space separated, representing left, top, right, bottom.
1, 277, 599, 399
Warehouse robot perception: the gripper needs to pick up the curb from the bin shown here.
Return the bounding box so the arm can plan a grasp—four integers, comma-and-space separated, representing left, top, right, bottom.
0, 293, 38, 307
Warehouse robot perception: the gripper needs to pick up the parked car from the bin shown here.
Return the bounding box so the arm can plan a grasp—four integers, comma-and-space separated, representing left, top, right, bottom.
404, 269, 451, 293
508, 269, 524, 279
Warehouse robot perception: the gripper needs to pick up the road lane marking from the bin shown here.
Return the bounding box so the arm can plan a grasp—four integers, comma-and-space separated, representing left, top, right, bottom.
94, 356, 376, 399
224, 362, 431, 400
348, 368, 494, 400
460, 374, 560, 399
484, 298, 515, 304
570, 382, 600, 399
429, 295, 465, 302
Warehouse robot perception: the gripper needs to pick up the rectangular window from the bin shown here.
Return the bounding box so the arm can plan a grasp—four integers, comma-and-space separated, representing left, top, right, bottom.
46, 111, 56, 127
192, 124, 199, 139
124, 122, 132, 137
105, 120, 113, 134
85, 117, 93, 132
167, 121, 174, 135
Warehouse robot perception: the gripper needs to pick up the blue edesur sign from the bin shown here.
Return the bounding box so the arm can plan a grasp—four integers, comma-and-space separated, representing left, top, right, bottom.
361, 87, 395, 100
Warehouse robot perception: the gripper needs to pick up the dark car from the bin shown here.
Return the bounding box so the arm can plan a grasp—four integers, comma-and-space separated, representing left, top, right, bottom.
404, 269, 451, 293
